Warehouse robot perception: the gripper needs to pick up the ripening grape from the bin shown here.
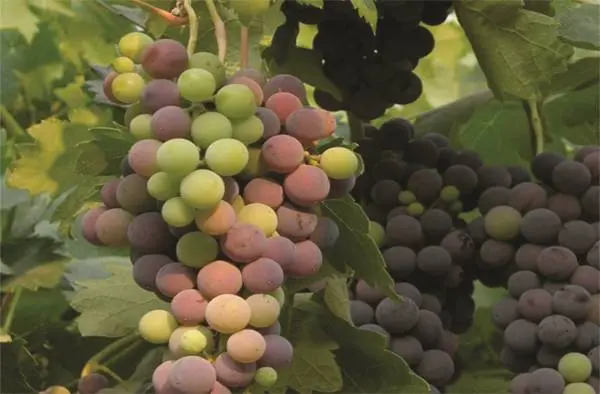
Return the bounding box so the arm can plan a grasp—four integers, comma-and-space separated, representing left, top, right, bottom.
169, 326, 210, 357
189, 52, 227, 87
179, 329, 208, 354
156, 138, 200, 175
255, 107, 281, 139
232, 115, 264, 145
191, 112, 233, 148
176, 231, 219, 268
127, 212, 176, 254
263, 74, 307, 103
128, 139, 161, 177
258, 335, 294, 369
215, 84, 257, 120
243, 178, 284, 209
261, 134, 305, 173
129, 114, 153, 140
111, 72, 145, 103
77, 373, 109, 394
118, 32, 153, 62
284, 164, 330, 206
42, 386, 70, 394
558, 352, 593, 383
246, 294, 281, 328
262, 236, 295, 271
205, 294, 251, 334
142, 39, 188, 79
310, 217, 340, 249
147, 172, 180, 201
151, 105, 192, 141
276, 204, 318, 239
221, 223, 268, 263
152, 361, 174, 393
94, 208, 133, 246
141, 79, 181, 113
81, 207, 106, 246
320, 147, 359, 180
161, 197, 195, 227
214, 353, 257, 388
229, 76, 263, 105
226, 329, 267, 364
564, 383, 596, 394
168, 356, 217, 394
211, 381, 233, 394
116, 174, 156, 214
287, 240, 322, 277
265, 92, 303, 122
238, 203, 278, 236
255, 367, 278, 387
484, 206, 522, 241
133, 254, 171, 291
177, 68, 216, 102
230, 68, 266, 87
156, 262, 196, 298
113, 56, 135, 73
138, 309, 178, 344
195, 201, 236, 236
242, 258, 284, 293
180, 170, 225, 210
204, 138, 249, 176
103, 71, 120, 103
196, 260, 243, 299
170, 289, 207, 325
285, 108, 326, 142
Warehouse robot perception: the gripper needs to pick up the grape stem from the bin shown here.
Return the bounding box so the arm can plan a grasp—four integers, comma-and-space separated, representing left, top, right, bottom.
240, 25, 249, 68
96, 364, 127, 386
204, 0, 227, 63
526, 99, 544, 155
0, 287, 23, 343
81, 333, 141, 378
0, 105, 29, 141
129, 0, 188, 25
183, 0, 199, 56
347, 112, 365, 142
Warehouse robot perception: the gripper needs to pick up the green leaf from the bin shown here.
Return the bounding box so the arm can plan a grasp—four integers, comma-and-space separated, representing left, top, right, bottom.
454, 99, 532, 166
320, 199, 398, 300
286, 259, 348, 293
10, 288, 70, 335
296, 0, 324, 8
558, 4, 600, 50
350, 0, 378, 33
321, 309, 429, 394
545, 57, 600, 95
0, 1, 40, 43
473, 281, 508, 309
454, 0, 573, 100
275, 341, 343, 394
323, 274, 351, 322
264, 47, 343, 101
69, 258, 169, 337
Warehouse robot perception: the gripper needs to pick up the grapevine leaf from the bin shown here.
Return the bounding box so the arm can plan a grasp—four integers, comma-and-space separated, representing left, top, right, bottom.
322, 274, 351, 323
0, 1, 40, 43
286, 259, 348, 293
288, 299, 338, 348
93, 0, 147, 28
296, 0, 324, 9
544, 57, 600, 95
275, 341, 343, 394
350, 0, 378, 33
0, 180, 30, 211
320, 199, 399, 301
454, 0, 573, 100
321, 308, 430, 394
69, 259, 169, 337
264, 47, 343, 101
10, 288, 70, 335
97, 348, 164, 394
454, 100, 532, 166
28, 0, 76, 17
558, 4, 600, 50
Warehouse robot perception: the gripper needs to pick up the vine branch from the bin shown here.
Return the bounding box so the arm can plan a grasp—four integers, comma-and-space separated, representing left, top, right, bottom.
204, 0, 227, 63
526, 99, 544, 156
81, 333, 141, 377
0, 105, 28, 141
129, 0, 188, 25
183, 0, 199, 56
240, 26, 249, 68
347, 112, 365, 143
0, 288, 23, 342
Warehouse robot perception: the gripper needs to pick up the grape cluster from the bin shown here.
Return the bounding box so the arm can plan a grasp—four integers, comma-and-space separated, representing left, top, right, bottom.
277, 0, 452, 120
39, 373, 108, 394
80, 31, 361, 393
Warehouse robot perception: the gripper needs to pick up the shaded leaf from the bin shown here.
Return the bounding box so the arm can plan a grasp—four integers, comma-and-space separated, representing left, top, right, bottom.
69, 259, 169, 337
558, 4, 600, 50
296, 0, 323, 8
545, 57, 600, 95
0, 1, 40, 43
323, 275, 351, 322
350, 0, 378, 33
286, 259, 347, 293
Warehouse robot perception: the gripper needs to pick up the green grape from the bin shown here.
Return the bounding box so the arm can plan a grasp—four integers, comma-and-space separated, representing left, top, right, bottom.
111, 72, 145, 104
118, 32, 154, 62
407, 202, 425, 217
189, 52, 227, 87
255, 367, 278, 387
440, 185, 460, 203
178, 68, 217, 102
237, 203, 277, 236
215, 84, 256, 120
319, 147, 359, 180
147, 172, 180, 201
44, 386, 70, 394
558, 352, 592, 383
191, 112, 233, 149
124, 102, 144, 128
368, 221, 385, 247
179, 329, 208, 354
246, 294, 281, 328
138, 309, 178, 344
197, 326, 215, 352
176, 231, 219, 268
231, 115, 264, 145
156, 138, 200, 175
564, 383, 595, 394
129, 114, 153, 140
267, 287, 285, 307
162, 197, 195, 227
180, 169, 225, 209
450, 200, 463, 213
398, 190, 416, 205
113, 56, 136, 73
204, 138, 249, 176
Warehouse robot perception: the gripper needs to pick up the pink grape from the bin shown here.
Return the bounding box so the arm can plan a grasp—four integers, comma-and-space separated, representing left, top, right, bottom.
288, 240, 323, 277
262, 236, 295, 271
155, 262, 196, 298
196, 260, 243, 299
258, 334, 294, 369
261, 134, 305, 174
242, 258, 285, 293
221, 223, 268, 263
284, 164, 330, 206
170, 289, 208, 325
133, 254, 173, 292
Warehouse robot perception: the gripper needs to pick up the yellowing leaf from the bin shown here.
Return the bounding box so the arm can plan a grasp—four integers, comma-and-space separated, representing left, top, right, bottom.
350, 0, 378, 33
0, 1, 39, 43
29, 0, 75, 17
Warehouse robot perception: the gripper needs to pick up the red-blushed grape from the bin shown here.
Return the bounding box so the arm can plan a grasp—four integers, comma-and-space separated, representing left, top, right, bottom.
152, 361, 175, 393
151, 106, 192, 141
328, 176, 356, 198
258, 334, 294, 369
284, 164, 330, 206
205, 294, 251, 334
155, 262, 196, 298
242, 258, 285, 293
127, 212, 176, 254
103, 71, 120, 103
262, 74, 307, 103
168, 356, 216, 394
81, 207, 107, 245
77, 373, 108, 394
243, 178, 284, 209
255, 107, 281, 139
237, 203, 278, 236
256, 321, 282, 335
214, 353, 256, 388
276, 204, 318, 239
142, 39, 189, 80
141, 79, 181, 113
229, 76, 263, 105
210, 381, 232, 394
261, 134, 305, 174
195, 201, 236, 236
310, 217, 340, 249
100, 179, 121, 208
265, 92, 303, 123
287, 240, 323, 277
221, 223, 268, 263
94, 208, 133, 246
128, 139, 162, 177
116, 174, 156, 214
196, 260, 243, 299
226, 329, 267, 363
285, 108, 326, 142
170, 289, 208, 325
133, 254, 172, 292
262, 236, 295, 271
247, 294, 281, 328
229, 68, 266, 87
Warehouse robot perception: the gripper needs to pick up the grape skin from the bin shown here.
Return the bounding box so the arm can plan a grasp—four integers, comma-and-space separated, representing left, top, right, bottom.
147, 172, 180, 201
242, 257, 284, 293
221, 223, 268, 263
142, 39, 188, 80
508, 271, 541, 299
552, 160, 592, 196
214, 353, 256, 388
390, 336, 423, 366
504, 319, 539, 354
552, 285, 591, 321
265, 92, 303, 123
416, 246, 452, 275
375, 297, 419, 335
138, 309, 178, 344
538, 315, 578, 349
116, 174, 156, 214
195, 201, 236, 236
205, 294, 251, 334
152, 361, 174, 393
284, 164, 331, 206
176, 231, 219, 268
77, 373, 109, 394
226, 329, 267, 363
246, 294, 281, 328
285, 108, 326, 142
385, 214, 423, 247
262, 74, 307, 103
320, 147, 359, 180
416, 349, 455, 388
168, 356, 216, 394
81, 207, 107, 246
151, 106, 191, 141
537, 246, 579, 281
229, 76, 263, 105
191, 112, 233, 149
161, 197, 195, 227
410, 310, 443, 348
127, 212, 176, 254
205, 138, 250, 176
178, 68, 216, 103
180, 170, 225, 210
141, 79, 181, 113
255, 107, 281, 139
558, 220, 596, 255
231, 115, 265, 145
237, 203, 278, 236
350, 300, 374, 326
310, 217, 340, 249
196, 260, 243, 299
215, 84, 257, 120
95, 208, 134, 246
190, 52, 227, 86
287, 240, 322, 277
517, 289, 553, 322
170, 289, 207, 325
258, 335, 294, 369
155, 262, 196, 298
133, 254, 172, 292
156, 138, 200, 176
276, 204, 318, 239
570, 265, 600, 294
111, 72, 145, 104
243, 178, 284, 209
261, 134, 305, 174
128, 140, 161, 177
